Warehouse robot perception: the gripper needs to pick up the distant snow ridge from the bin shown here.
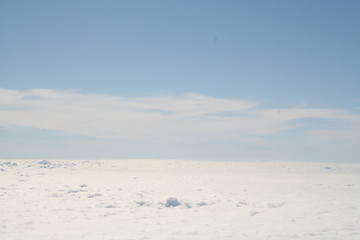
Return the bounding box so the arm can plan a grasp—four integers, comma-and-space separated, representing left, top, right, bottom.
133, 197, 211, 208
38, 160, 56, 168
0, 162, 18, 168
38, 160, 51, 165
37, 160, 77, 169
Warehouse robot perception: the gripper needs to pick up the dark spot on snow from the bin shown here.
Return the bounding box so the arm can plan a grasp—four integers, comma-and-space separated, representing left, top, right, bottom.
197, 202, 208, 207
165, 197, 181, 208
249, 211, 259, 216
96, 203, 117, 208
183, 202, 192, 208
88, 193, 102, 198
137, 201, 151, 206
268, 202, 287, 208
104, 204, 116, 208
236, 201, 248, 207
50, 193, 62, 197
324, 166, 332, 170
66, 189, 84, 194
39, 160, 51, 165
1, 162, 18, 167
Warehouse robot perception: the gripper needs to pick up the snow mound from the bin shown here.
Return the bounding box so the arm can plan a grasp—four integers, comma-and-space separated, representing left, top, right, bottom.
0, 162, 18, 168
38, 160, 51, 165
38, 160, 62, 169
165, 197, 181, 208
88, 193, 102, 198
196, 201, 209, 207
137, 200, 151, 206
66, 189, 85, 194
36, 160, 78, 169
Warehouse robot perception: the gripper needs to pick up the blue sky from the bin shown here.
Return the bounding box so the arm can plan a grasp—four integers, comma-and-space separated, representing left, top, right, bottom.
1, 0, 359, 162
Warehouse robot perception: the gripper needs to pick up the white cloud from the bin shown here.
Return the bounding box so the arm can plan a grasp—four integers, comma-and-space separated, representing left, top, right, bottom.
0, 88, 358, 147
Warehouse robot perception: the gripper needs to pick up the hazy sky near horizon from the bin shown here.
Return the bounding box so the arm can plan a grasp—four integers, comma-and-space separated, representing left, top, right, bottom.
1, 0, 360, 162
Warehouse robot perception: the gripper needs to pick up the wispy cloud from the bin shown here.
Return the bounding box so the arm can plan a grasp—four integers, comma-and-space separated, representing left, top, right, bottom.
1, 88, 359, 147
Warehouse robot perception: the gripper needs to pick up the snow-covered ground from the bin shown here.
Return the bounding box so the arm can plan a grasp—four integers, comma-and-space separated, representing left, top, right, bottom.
1, 159, 360, 240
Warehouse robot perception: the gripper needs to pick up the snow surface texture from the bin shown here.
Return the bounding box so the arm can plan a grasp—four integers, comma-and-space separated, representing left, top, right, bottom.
1, 159, 360, 240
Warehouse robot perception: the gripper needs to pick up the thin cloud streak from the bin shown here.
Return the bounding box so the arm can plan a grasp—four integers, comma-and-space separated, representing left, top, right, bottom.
0, 88, 358, 145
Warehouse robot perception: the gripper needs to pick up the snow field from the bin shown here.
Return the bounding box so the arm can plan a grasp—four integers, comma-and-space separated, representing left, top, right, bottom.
1, 159, 360, 240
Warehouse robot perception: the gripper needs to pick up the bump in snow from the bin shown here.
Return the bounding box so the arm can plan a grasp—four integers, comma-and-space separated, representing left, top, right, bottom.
165, 197, 181, 208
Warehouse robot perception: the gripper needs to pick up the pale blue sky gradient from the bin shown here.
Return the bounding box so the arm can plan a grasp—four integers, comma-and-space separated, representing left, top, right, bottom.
1, 0, 359, 162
